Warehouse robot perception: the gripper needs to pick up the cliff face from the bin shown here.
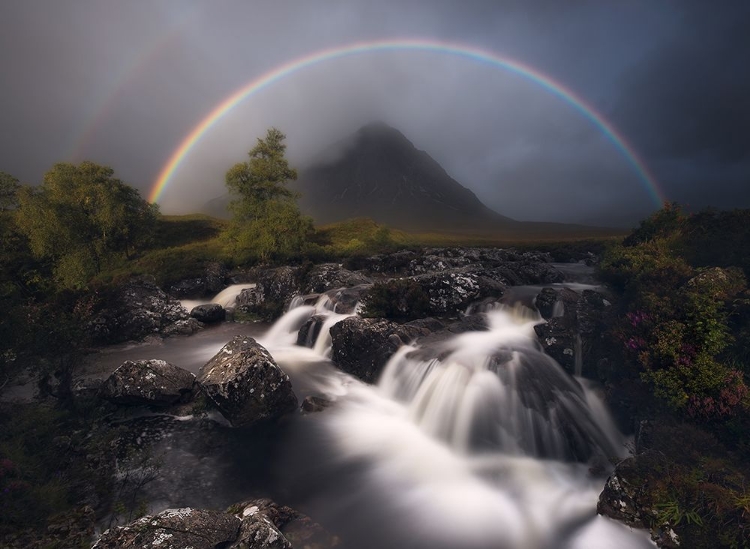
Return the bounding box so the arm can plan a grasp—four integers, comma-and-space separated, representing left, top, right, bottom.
291, 122, 514, 232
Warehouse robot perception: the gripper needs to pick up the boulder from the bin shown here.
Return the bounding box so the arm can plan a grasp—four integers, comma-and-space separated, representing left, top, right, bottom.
161, 317, 203, 337
409, 269, 506, 316
231, 498, 338, 549
191, 303, 226, 323
198, 336, 297, 427
302, 263, 372, 293
169, 262, 228, 298
330, 317, 425, 383
236, 266, 301, 320
92, 508, 241, 549
91, 276, 191, 344
100, 360, 196, 406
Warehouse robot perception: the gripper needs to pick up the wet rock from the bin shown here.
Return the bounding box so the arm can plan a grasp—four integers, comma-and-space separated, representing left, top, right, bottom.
303, 263, 372, 293
91, 276, 190, 344
161, 317, 203, 336
597, 457, 653, 529
409, 269, 506, 316
535, 287, 560, 320
169, 262, 228, 298
296, 315, 326, 348
236, 266, 301, 320
330, 317, 425, 383
198, 336, 297, 427
301, 395, 333, 413
534, 316, 578, 374
230, 499, 338, 549
191, 303, 226, 323
92, 508, 241, 549
100, 359, 196, 406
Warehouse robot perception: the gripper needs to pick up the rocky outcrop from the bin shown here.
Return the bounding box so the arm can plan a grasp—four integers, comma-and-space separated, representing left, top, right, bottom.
169, 262, 228, 298
99, 360, 196, 406
91, 499, 338, 549
198, 337, 297, 427
190, 303, 225, 323
302, 263, 372, 293
236, 266, 301, 320
329, 317, 429, 383
409, 269, 506, 316
91, 276, 195, 344
534, 288, 611, 378
92, 508, 240, 549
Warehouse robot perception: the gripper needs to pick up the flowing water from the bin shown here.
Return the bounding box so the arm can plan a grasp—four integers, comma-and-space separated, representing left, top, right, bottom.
92, 277, 653, 548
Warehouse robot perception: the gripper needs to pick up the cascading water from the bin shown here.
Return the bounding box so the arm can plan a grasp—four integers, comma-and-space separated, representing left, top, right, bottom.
263, 299, 653, 549
180, 283, 256, 311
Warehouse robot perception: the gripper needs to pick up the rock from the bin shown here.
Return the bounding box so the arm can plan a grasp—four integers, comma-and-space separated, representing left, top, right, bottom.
91, 276, 190, 344
330, 317, 425, 383
535, 287, 560, 320
169, 263, 228, 298
100, 359, 196, 406
161, 317, 203, 336
409, 269, 506, 316
296, 315, 326, 348
301, 395, 332, 413
92, 508, 241, 549
198, 336, 297, 427
534, 316, 579, 374
236, 267, 301, 320
231, 514, 291, 549
230, 499, 338, 549
303, 263, 372, 293
597, 457, 652, 528
191, 303, 226, 323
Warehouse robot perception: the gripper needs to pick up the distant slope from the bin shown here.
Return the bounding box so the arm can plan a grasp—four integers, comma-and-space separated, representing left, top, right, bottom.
201, 122, 619, 238
290, 122, 514, 232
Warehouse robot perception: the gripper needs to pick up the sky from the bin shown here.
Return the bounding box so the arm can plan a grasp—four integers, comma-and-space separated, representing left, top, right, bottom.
1, 1, 748, 227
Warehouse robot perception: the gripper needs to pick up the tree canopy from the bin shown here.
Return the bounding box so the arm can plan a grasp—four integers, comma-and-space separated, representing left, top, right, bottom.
0, 171, 21, 212
224, 128, 311, 261
16, 161, 158, 288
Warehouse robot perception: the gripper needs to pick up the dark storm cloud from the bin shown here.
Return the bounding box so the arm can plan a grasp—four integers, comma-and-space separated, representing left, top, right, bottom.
0, 0, 747, 226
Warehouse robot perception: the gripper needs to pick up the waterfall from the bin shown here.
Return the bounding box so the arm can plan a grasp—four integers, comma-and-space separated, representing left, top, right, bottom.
179, 283, 256, 311
265, 298, 652, 548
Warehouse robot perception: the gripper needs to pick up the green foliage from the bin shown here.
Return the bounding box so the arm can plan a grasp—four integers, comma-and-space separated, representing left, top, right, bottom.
0, 171, 21, 212
15, 162, 159, 289
600, 204, 750, 420
224, 128, 312, 262
362, 278, 430, 320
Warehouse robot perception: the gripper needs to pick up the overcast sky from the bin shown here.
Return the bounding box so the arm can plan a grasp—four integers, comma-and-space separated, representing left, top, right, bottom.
1, 1, 748, 226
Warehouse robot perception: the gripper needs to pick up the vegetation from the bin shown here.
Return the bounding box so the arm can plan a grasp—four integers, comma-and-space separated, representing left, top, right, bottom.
599, 203, 750, 547
361, 278, 430, 320
223, 128, 313, 262
15, 162, 158, 289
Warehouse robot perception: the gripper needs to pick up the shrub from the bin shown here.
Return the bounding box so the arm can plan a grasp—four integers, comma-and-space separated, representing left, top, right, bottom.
361, 278, 430, 320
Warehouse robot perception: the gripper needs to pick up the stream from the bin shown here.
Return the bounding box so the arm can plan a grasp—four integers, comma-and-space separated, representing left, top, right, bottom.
89, 265, 654, 548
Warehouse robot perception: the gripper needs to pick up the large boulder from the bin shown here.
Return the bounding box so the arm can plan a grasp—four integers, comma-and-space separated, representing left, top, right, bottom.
91, 276, 194, 344
236, 266, 301, 320
329, 317, 427, 383
92, 508, 241, 549
169, 262, 228, 298
409, 269, 506, 316
198, 336, 297, 427
191, 303, 226, 323
100, 360, 196, 406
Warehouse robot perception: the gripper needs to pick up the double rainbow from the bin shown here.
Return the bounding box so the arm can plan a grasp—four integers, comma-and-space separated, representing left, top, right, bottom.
149, 39, 665, 206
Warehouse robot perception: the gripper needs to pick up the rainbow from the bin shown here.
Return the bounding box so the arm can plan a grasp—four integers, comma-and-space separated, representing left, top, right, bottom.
149, 38, 665, 206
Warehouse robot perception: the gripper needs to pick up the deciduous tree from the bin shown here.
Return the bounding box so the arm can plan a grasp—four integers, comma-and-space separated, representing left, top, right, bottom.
224, 128, 311, 261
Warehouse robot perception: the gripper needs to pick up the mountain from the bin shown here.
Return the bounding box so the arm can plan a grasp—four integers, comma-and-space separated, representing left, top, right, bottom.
290, 122, 514, 232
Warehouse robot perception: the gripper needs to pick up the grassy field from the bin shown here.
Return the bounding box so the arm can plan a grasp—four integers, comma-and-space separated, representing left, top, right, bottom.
95, 214, 624, 287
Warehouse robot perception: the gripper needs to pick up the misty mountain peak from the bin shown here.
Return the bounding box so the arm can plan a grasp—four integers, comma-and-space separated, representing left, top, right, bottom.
291, 123, 513, 232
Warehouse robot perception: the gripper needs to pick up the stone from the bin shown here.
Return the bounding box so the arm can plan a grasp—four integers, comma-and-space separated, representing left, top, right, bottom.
191, 303, 226, 323
330, 317, 425, 383
198, 336, 297, 427
92, 508, 241, 549
100, 359, 196, 406
91, 276, 190, 344
302, 263, 372, 293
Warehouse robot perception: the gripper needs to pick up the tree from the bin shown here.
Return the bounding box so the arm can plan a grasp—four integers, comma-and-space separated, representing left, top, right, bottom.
0, 171, 21, 212
224, 128, 312, 261
15, 161, 159, 288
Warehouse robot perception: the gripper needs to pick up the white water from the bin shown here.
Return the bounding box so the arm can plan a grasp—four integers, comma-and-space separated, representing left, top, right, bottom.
180, 283, 256, 311
258, 299, 653, 549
